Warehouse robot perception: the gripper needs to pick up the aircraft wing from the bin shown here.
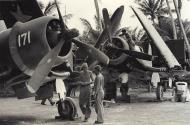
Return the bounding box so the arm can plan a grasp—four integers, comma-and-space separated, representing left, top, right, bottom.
0, 0, 43, 28
132, 7, 180, 68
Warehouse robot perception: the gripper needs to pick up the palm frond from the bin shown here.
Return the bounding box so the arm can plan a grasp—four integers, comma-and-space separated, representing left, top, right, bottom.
38, 1, 45, 10
44, 1, 60, 15
63, 14, 73, 20
80, 18, 93, 31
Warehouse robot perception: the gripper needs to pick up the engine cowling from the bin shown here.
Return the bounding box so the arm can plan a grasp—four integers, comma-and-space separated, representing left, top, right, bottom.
8, 16, 72, 76
102, 36, 129, 66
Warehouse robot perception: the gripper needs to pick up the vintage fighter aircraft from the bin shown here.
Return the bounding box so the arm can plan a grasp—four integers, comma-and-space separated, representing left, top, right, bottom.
0, 0, 157, 119
0, 0, 112, 119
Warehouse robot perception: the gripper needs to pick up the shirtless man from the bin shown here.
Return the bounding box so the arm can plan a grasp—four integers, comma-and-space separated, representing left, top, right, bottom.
78, 63, 94, 122
94, 65, 104, 124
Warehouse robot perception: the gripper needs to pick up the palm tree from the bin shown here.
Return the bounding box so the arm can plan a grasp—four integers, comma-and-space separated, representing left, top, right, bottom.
94, 0, 103, 32
79, 17, 101, 45
177, 19, 190, 41
156, 16, 190, 41
38, 0, 72, 24
38, 1, 57, 15
177, 0, 182, 15
135, 0, 169, 24
166, 0, 177, 39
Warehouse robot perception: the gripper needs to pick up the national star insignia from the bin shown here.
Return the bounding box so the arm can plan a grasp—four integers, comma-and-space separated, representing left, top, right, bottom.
10, 4, 32, 22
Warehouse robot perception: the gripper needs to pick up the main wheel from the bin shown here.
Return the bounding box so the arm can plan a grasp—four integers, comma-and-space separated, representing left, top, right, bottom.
156, 85, 164, 101
56, 97, 77, 120
172, 89, 178, 102
181, 97, 186, 103
147, 82, 152, 92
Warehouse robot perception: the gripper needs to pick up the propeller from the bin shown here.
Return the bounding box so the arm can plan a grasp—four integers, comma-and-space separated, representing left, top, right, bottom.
109, 46, 156, 61
55, 0, 110, 65
26, 0, 67, 93
101, 7, 155, 61
95, 6, 124, 48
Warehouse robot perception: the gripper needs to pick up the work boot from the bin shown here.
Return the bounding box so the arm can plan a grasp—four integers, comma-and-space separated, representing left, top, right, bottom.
41, 102, 46, 105
83, 117, 88, 122
51, 102, 55, 106
94, 121, 104, 124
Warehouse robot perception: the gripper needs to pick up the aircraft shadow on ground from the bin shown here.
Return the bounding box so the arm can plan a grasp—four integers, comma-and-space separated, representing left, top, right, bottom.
0, 115, 37, 125
0, 115, 74, 125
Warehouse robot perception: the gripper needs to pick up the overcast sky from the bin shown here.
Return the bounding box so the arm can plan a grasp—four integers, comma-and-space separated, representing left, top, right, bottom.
40, 0, 190, 33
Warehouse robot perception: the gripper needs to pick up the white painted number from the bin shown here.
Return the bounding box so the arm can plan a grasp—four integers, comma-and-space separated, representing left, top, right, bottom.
18, 31, 31, 47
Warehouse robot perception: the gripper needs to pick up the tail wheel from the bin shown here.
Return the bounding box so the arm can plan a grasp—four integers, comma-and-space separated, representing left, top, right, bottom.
156, 85, 164, 101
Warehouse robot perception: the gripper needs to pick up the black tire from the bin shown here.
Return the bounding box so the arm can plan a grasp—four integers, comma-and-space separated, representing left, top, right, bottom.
181, 97, 186, 103
156, 85, 164, 101
147, 82, 152, 92
57, 100, 71, 120
57, 97, 77, 120
172, 90, 178, 102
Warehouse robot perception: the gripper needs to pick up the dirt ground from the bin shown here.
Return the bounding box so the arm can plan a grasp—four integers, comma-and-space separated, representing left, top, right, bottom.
1, 89, 190, 125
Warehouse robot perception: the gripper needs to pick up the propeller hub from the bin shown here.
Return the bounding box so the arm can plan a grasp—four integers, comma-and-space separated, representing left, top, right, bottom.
102, 37, 129, 66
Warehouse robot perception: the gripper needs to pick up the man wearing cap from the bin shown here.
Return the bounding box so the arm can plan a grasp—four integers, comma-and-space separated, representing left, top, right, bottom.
94, 65, 105, 124
78, 63, 94, 122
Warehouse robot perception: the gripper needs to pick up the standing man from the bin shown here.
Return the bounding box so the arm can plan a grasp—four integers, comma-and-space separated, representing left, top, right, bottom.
103, 69, 118, 103
119, 72, 129, 97
94, 65, 104, 124
78, 63, 94, 122
35, 80, 55, 106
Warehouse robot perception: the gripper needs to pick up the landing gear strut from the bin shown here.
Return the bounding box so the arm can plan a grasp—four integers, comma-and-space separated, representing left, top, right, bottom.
156, 82, 164, 101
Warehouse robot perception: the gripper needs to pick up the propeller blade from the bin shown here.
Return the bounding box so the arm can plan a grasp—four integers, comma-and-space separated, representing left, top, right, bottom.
55, 0, 65, 31
102, 8, 112, 42
110, 5, 124, 34
26, 41, 64, 93
72, 39, 109, 65
95, 6, 124, 48
110, 47, 156, 61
